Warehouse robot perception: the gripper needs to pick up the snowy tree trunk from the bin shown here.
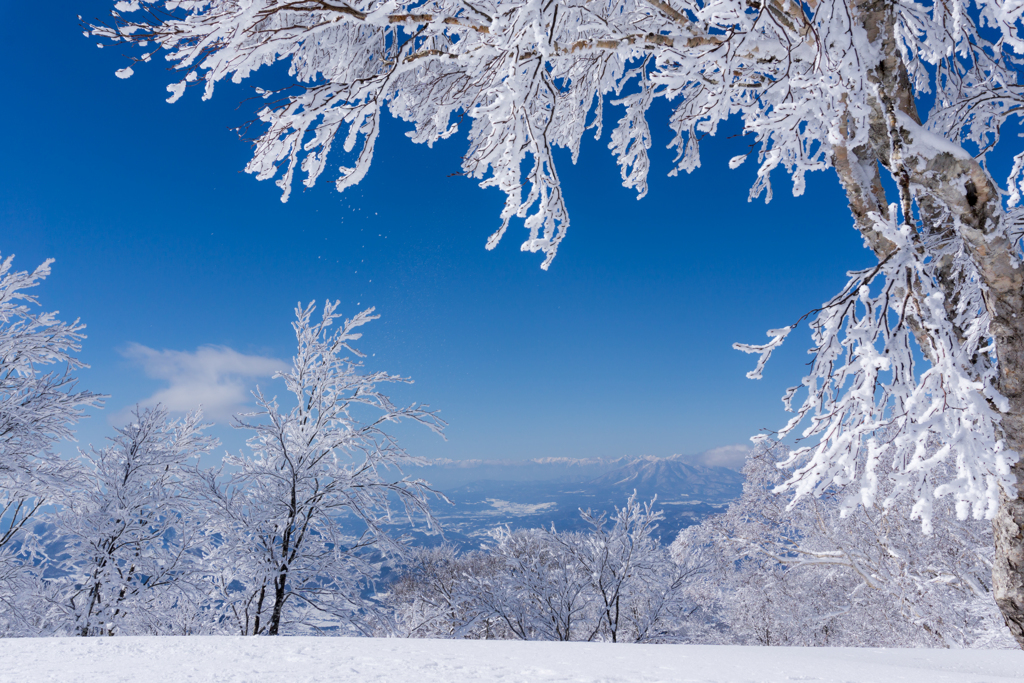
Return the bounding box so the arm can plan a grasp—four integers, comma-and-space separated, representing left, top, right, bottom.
907, 142, 1024, 649
268, 556, 291, 636
831, 0, 1024, 646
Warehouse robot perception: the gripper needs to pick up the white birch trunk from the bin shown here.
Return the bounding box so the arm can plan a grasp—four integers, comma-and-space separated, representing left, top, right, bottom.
832, 0, 1024, 645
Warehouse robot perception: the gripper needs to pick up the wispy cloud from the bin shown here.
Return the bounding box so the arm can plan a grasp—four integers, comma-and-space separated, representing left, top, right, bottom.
119, 343, 286, 423
686, 444, 751, 471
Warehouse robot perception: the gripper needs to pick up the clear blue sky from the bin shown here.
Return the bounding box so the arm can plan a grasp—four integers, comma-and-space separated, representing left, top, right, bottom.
1, 2, 875, 461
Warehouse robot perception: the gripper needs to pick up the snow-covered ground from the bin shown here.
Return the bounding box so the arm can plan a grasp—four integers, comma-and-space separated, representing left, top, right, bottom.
1, 638, 1021, 683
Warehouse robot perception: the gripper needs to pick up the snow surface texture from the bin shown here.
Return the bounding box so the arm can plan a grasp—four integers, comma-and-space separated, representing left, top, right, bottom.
1, 638, 1022, 683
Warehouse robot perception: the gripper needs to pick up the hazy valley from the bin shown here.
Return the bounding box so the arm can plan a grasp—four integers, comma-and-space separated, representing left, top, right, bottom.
368, 453, 747, 551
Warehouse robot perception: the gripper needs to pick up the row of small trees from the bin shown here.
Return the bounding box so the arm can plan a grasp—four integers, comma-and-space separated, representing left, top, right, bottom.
0, 255, 443, 636
387, 497, 697, 642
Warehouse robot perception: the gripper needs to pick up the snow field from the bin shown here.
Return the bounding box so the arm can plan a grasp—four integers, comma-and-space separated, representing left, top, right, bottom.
0, 638, 1021, 683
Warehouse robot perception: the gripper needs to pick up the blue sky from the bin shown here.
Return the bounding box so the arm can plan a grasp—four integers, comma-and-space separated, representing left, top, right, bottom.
1, 2, 876, 462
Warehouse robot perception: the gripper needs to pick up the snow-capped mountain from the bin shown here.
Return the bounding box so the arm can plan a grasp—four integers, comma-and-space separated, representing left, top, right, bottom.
589, 456, 746, 499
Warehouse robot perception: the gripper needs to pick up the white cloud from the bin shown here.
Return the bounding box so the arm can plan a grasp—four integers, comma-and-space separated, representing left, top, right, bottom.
684, 444, 751, 471
119, 343, 286, 423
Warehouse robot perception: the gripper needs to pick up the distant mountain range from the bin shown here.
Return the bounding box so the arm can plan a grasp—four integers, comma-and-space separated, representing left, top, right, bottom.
418, 444, 749, 487
365, 451, 748, 551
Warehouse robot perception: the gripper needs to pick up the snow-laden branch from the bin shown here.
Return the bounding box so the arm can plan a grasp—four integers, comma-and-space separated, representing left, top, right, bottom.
738, 201, 1014, 529
95, 0, 1024, 268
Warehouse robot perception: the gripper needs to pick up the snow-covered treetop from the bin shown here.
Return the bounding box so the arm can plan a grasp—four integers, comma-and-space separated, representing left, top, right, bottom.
1, 254, 103, 482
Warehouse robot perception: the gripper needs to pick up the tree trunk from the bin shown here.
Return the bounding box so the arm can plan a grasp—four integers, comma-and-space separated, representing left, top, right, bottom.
833, 0, 1024, 647
267, 570, 288, 636
252, 584, 267, 636
905, 146, 1024, 648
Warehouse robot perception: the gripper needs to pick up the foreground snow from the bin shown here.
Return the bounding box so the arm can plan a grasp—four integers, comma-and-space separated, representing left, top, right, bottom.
1, 637, 1022, 683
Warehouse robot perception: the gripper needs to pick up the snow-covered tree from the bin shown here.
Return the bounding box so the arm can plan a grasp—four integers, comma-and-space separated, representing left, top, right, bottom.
53, 406, 215, 636
470, 526, 592, 641
192, 302, 444, 636
0, 254, 102, 628
385, 544, 498, 638
91, 0, 1024, 642
671, 441, 1017, 648
557, 495, 692, 643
